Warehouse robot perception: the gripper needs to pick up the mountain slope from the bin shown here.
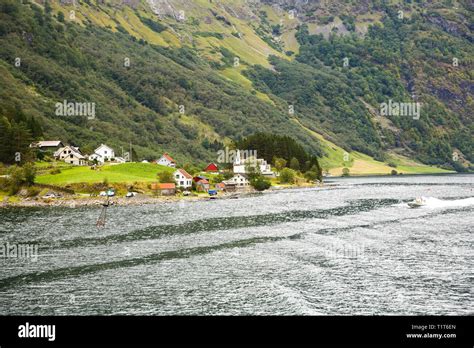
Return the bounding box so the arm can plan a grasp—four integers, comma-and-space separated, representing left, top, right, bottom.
0, 0, 471, 173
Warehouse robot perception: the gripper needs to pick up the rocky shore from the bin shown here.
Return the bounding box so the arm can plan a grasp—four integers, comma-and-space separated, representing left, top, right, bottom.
1, 183, 322, 208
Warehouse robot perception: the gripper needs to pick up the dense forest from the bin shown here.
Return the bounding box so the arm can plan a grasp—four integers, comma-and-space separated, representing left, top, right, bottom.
295, 7, 473, 168
246, 6, 473, 170
236, 133, 321, 178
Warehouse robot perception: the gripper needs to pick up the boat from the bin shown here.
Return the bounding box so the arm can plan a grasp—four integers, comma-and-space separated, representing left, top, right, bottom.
408, 197, 427, 208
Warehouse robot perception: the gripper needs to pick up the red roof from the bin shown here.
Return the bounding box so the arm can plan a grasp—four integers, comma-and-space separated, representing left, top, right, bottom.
204, 163, 219, 172
193, 176, 208, 182
158, 183, 175, 189
197, 179, 209, 184
177, 168, 193, 179
162, 153, 175, 163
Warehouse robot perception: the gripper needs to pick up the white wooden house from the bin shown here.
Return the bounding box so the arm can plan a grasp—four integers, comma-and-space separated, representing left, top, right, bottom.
233, 149, 274, 177
89, 144, 115, 164
228, 173, 250, 187
157, 153, 176, 167
54, 146, 86, 166
174, 168, 193, 188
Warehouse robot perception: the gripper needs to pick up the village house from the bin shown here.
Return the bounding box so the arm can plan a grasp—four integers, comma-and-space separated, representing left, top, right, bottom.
54, 145, 86, 166
196, 178, 210, 192
174, 168, 193, 189
151, 182, 176, 195
113, 156, 126, 164
233, 149, 274, 177
204, 163, 219, 173
89, 144, 115, 164
215, 182, 226, 191
30, 140, 64, 152
222, 180, 237, 192
193, 175, 208, 183
157, 153, 176, 167
228, 173, 250, 188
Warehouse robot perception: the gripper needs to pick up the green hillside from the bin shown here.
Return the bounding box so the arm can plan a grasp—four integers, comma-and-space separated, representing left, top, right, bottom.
0, 0, 471, 174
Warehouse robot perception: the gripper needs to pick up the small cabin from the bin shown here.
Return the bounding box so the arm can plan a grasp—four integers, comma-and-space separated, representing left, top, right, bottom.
204, 163, 219, 173
196, 179, 210, 192
156, 183, 176, 196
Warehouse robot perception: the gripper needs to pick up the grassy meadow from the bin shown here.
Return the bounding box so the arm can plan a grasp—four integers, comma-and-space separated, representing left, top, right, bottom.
35, 162, 175, 186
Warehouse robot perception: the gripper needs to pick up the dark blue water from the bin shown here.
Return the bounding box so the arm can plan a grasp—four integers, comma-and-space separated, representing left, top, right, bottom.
0, 174, 472, 315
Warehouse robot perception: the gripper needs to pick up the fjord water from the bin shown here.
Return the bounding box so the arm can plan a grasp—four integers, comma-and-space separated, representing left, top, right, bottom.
0, 175, 472, 315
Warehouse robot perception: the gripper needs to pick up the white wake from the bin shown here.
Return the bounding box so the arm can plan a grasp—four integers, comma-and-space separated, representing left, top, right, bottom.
410, 196, 474, 208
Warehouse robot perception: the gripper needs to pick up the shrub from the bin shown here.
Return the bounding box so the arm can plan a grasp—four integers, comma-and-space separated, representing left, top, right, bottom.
22, 163, 36, 186
273, 157, 287, 172
210, 174, 224, 184
290, 157, 300, 171
57, 11, 65, 22
250, 176, 271, 191
26, 186, 41, 197
0, 177, 9, 191
7, 165, 24, 195
157, 171, 175, 183
50, 167, 61, 175
279, 168, 296, 184
304, 171, 319, 182
342, 167, 350, 176
222, 171, 234, 180
391, 169, 398, 175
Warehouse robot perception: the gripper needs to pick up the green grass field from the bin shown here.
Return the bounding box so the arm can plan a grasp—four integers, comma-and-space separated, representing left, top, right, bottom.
36, 162, 175, 186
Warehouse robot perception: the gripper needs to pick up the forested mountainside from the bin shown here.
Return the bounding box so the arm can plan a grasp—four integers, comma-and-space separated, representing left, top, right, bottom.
0, 0, 472, 172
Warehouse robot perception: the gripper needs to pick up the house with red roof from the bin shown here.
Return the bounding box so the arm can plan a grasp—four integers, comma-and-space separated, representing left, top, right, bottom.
174, 168, 193, 188
204, 163, 219, 173
215, 182, 226, 191
193, 175, 208, 183
158, 183, 176, 196
196, 178, 210, 192
157, 153, 176, 167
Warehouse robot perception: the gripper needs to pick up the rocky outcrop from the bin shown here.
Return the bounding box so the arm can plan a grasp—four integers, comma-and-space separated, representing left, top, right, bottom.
425, 13, 473, 42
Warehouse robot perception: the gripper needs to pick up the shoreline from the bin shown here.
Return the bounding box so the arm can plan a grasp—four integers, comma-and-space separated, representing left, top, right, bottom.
4, 172, 470, 208
1, 183, 323, 209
